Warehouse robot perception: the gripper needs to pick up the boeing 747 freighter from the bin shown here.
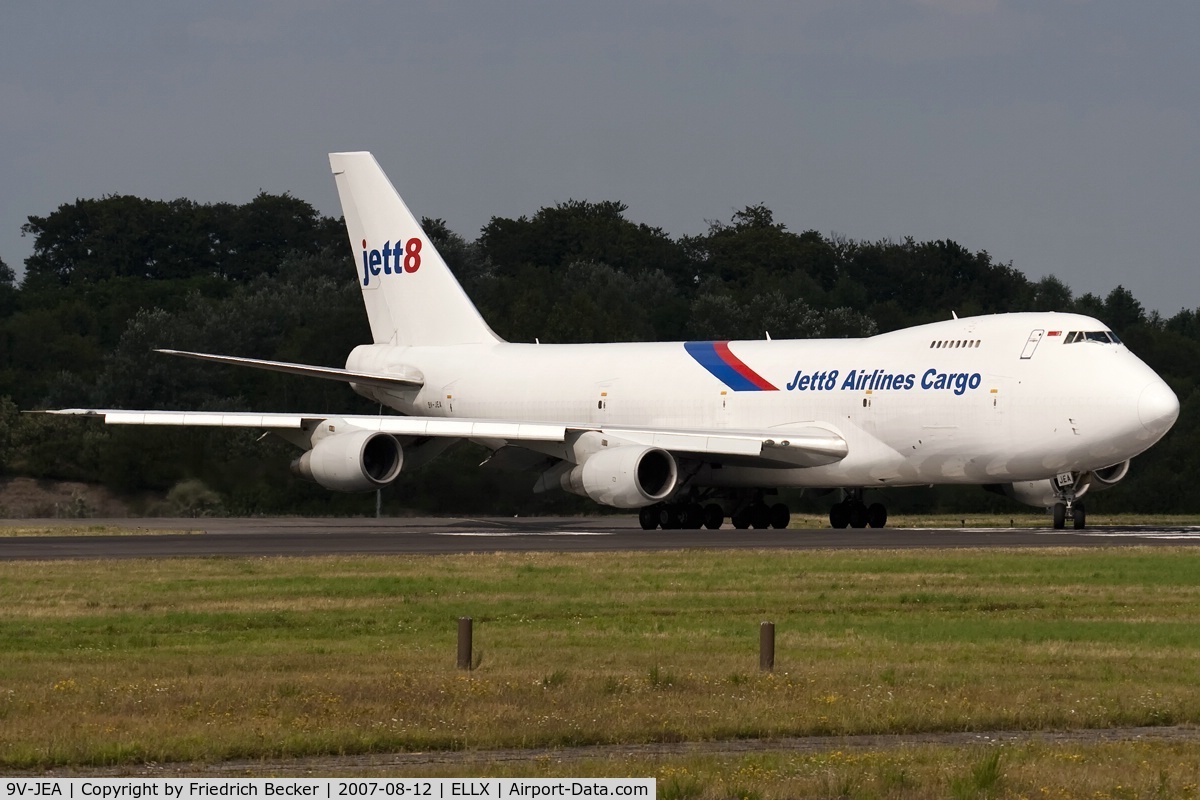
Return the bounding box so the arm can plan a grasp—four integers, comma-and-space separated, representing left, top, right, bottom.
51, 153, 1180, 530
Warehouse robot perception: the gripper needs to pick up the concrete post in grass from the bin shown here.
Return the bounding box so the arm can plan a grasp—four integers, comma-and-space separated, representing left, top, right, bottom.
457, 616, 473, 670
759, 621, 775, 672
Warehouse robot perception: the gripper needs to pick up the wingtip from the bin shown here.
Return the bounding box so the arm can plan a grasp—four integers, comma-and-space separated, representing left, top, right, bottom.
33, 408, 104, 416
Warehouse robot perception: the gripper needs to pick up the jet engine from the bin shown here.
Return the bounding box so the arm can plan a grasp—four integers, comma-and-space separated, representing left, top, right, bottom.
290, 429, 403, 492
985, 459, 1132, 508
561, 445, 678, 508
1088, 460, 1131, 489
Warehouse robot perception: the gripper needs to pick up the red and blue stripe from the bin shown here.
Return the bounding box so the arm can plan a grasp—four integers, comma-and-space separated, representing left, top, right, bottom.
684, 341, 778, 392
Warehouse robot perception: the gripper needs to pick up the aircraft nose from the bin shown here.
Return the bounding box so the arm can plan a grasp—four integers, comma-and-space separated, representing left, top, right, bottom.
1138, 379, 1180, 436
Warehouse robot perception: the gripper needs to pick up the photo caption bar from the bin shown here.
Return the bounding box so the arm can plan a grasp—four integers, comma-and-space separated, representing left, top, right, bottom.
1, 779, 654, 800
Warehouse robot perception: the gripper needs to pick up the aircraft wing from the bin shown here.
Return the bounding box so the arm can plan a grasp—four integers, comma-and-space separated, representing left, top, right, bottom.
43, 410, 847, 468
154, 349, 425, 391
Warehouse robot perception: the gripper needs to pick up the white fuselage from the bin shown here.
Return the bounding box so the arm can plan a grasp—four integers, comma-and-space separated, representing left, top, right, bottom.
345, 311, 1178, 491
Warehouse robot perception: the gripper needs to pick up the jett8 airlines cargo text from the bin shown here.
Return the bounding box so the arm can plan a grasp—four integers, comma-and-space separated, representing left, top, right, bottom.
49, 153, 1180, 531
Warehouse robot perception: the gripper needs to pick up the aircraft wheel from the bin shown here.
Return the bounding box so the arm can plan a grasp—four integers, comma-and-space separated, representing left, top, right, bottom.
769, 503, 791, 529
750, 503, 771, 529
849, 502, 869, 529
658, 505, 682, 530
1072, 502, 1086, 530
1052, 502, 1066, 530
732, 509, 751, 529
703, 503, 724, 530
639, 506, 658, 530
867, 502, 888, 529
684, 503, 705, 529
829, 501, 850, 529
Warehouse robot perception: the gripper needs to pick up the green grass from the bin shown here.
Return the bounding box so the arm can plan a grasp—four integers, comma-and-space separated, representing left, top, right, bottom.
3, 547, 1200, 787
0, 524, 203, 537
365, 741, 1200, 799
787, 512, 1200, 528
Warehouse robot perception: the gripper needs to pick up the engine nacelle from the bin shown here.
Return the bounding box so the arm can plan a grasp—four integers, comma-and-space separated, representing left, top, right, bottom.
290, 429, 403, 492
1089, 460, 1131, 489
561, 445, 678, 508
984, 460, 1132, 508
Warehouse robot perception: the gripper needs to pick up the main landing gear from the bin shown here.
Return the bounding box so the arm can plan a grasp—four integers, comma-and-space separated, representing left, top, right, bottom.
730, 501, 791, 530
638, 494, 791, 530
828, 490, 888, 529
639, 502, 726, 530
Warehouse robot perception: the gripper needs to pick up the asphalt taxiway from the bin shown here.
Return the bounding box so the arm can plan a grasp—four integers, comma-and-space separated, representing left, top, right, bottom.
2, 516, 1200, 559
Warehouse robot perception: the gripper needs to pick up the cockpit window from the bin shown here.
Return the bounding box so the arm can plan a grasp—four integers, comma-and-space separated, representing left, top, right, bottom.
1064, 330, 1120, 344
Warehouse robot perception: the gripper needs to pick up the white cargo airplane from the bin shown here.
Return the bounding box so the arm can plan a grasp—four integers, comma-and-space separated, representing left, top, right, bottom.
51, 152, 1180, 530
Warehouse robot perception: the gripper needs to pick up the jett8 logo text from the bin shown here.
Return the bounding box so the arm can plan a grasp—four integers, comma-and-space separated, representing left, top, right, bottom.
361, 238, 422, 286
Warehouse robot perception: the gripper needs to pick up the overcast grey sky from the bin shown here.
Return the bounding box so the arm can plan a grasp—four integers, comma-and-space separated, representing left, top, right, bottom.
2, 1, 1197, 315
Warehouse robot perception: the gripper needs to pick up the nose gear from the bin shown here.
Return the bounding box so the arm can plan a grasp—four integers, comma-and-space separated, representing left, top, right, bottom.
1049, 472, 1087, 530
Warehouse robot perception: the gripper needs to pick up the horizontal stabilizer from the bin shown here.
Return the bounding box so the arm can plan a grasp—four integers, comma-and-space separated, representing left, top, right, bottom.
155, 349, 425, 390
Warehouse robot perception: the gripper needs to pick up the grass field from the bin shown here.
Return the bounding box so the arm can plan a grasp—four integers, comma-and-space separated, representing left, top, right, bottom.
332, 740, 1200, 798
0, 524, 203, 537
3, 545, 1200, 796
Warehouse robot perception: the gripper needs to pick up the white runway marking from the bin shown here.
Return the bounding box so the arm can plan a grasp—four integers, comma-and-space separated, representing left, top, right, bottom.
1063, 529, 1200, 540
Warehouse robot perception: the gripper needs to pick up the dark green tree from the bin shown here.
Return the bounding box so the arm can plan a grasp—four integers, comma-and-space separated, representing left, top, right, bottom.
1101, 285, 1146, 333
1031, 275, 1073, 311
214, 193, 343, 280
683, 205, 833, 296
540, 261, 678, 343
0, 257, 17, 318
479, 200, 693, 287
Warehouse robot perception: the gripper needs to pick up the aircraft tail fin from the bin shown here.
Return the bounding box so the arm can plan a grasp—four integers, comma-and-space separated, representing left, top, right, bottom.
329, 152, 501, 346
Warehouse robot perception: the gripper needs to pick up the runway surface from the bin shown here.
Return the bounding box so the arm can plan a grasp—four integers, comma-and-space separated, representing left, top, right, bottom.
3, 516, 1200, 559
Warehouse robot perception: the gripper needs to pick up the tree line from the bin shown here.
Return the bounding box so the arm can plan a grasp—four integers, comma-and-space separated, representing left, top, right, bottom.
0, 191, 1195, 516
